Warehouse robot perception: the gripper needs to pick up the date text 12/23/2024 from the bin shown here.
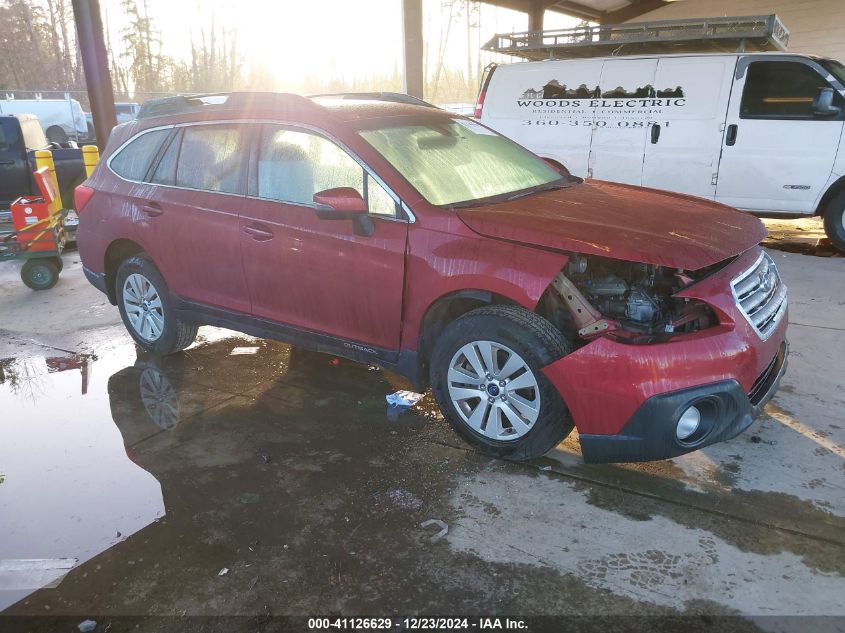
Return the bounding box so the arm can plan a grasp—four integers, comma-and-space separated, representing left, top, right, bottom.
307, 617, 528, 630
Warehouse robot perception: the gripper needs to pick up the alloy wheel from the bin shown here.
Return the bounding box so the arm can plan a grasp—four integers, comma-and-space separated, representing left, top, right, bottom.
447, 340, 540, 441
123, 273, 165, 342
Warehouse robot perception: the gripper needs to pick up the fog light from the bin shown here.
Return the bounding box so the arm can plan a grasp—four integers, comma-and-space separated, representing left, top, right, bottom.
676, 406, 701, 441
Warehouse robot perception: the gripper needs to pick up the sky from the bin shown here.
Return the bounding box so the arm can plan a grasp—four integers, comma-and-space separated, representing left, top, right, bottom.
100, 0, 580, 92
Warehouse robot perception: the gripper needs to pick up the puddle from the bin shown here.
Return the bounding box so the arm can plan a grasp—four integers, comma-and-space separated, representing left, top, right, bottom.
0, 345, 165, 609
0, 330, 442, 613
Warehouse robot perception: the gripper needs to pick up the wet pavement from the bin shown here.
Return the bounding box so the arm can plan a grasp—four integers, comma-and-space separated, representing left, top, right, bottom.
0, 235, 844, 630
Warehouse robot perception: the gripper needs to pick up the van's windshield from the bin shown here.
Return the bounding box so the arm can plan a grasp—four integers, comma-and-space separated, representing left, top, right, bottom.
359, 118, 566, 207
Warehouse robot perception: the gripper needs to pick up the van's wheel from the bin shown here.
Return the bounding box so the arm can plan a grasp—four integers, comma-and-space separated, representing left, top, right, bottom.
430, 305, 574, 461
45, 125, 68, 144
115, 254, 198, 355
823, 191, 845, 251
21, 259, 59, 290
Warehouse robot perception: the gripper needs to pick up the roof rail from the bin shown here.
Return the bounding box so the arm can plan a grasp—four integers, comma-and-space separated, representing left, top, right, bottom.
310, 91, 439, 109
483, 14, 789, 61
136, 92, 320, 120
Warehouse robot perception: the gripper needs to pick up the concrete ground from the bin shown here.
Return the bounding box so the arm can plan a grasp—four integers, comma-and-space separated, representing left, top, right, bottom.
0, 218, 843, 631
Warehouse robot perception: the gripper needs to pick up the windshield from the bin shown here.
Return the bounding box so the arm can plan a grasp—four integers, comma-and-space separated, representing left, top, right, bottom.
819, 59, 845, 85
359, 118, 562, 206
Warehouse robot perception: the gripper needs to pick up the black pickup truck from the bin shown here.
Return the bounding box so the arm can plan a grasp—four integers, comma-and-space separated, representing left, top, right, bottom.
0, 114, 85, 235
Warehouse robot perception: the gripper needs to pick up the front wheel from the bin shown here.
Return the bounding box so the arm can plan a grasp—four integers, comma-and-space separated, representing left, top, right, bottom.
823, 192, 845, 252
430, 305, 574, 461
115, 254, 198, 355
21, 259, 59, 290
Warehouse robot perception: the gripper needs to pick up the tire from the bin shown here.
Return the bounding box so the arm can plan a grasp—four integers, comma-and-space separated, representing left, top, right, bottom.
430, 305, 574, 461
51, 256, 63, 272
823, 191, 845, 252
45, 125, 68, 144
115, 253, 198, 355
21, 259, 59, 290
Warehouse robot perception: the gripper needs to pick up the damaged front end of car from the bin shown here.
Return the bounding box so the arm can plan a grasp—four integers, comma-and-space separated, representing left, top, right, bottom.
537, 254, 729, 346
534, 249, 788, 464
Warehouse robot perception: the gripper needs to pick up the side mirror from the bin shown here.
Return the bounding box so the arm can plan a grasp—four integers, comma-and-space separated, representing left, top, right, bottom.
312, 186, 374, 237
813, 87, 842, 117
313, 187, 367, 214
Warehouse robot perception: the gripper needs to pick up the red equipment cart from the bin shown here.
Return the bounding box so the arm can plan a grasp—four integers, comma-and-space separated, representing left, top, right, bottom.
0, 166, 68, 290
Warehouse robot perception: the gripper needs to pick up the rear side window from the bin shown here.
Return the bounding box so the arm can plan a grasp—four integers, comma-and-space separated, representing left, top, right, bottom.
741, 61, 838, 119
175, 124, 248, 194
110, 128, 170, 181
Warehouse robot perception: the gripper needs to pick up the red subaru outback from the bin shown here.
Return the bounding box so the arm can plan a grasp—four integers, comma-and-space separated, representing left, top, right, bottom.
75, 92, 788, 463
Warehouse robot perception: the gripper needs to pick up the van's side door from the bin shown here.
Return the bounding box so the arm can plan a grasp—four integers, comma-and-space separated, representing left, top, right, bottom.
239, 124, 407, 351
642, 56, 735, 199
715, 58, 845, 213
588, 58, 657, 185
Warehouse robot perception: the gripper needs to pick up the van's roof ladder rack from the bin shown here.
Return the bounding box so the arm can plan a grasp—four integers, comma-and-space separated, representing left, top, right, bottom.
483, 14, 789, 61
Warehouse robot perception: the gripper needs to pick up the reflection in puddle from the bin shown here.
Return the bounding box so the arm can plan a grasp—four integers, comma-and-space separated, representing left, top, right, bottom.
0, 331, 419, 611
0, 344, 165, 610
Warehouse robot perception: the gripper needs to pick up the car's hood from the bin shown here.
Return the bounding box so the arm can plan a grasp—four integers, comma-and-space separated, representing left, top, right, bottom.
456, 180, 766, 270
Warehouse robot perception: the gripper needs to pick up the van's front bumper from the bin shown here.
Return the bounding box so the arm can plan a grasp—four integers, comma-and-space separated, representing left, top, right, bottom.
541, 247, 789, 464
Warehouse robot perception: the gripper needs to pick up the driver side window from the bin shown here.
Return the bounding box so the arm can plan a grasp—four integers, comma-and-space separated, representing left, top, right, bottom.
257, 126, 397, 216
740, 61, 841, 120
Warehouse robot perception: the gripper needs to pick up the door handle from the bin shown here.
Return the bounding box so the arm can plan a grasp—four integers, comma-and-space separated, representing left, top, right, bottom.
243, 224, 274, 241
650, 124, 661, 144
140, 203, 163, 217
725, 124, 738, 146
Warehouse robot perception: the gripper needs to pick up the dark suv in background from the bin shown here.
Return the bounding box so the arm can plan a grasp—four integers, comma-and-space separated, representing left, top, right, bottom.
75, 92, 787, 463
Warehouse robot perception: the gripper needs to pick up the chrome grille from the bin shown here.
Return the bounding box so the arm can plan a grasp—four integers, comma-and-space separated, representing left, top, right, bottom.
731, 252, 787, 340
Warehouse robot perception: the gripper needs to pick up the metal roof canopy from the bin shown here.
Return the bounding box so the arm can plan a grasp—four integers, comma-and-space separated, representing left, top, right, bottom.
488, 0, 673, 25
483, 14, 790, 60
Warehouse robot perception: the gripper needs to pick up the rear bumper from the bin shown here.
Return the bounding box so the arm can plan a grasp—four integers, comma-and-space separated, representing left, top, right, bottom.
577, 342, 788, 463
83, 266, 108, 295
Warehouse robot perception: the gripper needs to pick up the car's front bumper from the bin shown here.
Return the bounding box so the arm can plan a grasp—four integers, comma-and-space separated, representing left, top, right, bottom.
574, 342, 787, 463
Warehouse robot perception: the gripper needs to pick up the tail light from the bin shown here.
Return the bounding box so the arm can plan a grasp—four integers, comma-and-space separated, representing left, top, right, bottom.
74, 184, 95, 212
474, 63, 497, 119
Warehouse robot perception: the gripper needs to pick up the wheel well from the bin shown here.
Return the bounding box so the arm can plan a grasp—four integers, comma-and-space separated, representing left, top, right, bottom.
816, 175, 845, 216
416, 290, 517, 383
104, 239, 145, 304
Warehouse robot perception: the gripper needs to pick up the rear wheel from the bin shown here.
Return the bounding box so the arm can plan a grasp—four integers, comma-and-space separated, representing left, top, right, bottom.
116, 254, 198, 355
21, 259, 59, 290
823, 191, 845, 251
430, 305, 574, 461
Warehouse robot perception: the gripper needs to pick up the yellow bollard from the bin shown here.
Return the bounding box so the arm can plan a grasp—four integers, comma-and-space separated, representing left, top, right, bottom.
34, 150, 62, 213
82, 145, 100, 178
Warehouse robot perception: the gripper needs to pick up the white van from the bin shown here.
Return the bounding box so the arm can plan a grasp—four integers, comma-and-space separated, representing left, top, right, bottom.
0, 97, 88, 143
477, 52, 845, 249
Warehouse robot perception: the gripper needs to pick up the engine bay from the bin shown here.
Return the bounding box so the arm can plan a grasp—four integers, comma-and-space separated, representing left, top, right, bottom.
540, 254, 718, 343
